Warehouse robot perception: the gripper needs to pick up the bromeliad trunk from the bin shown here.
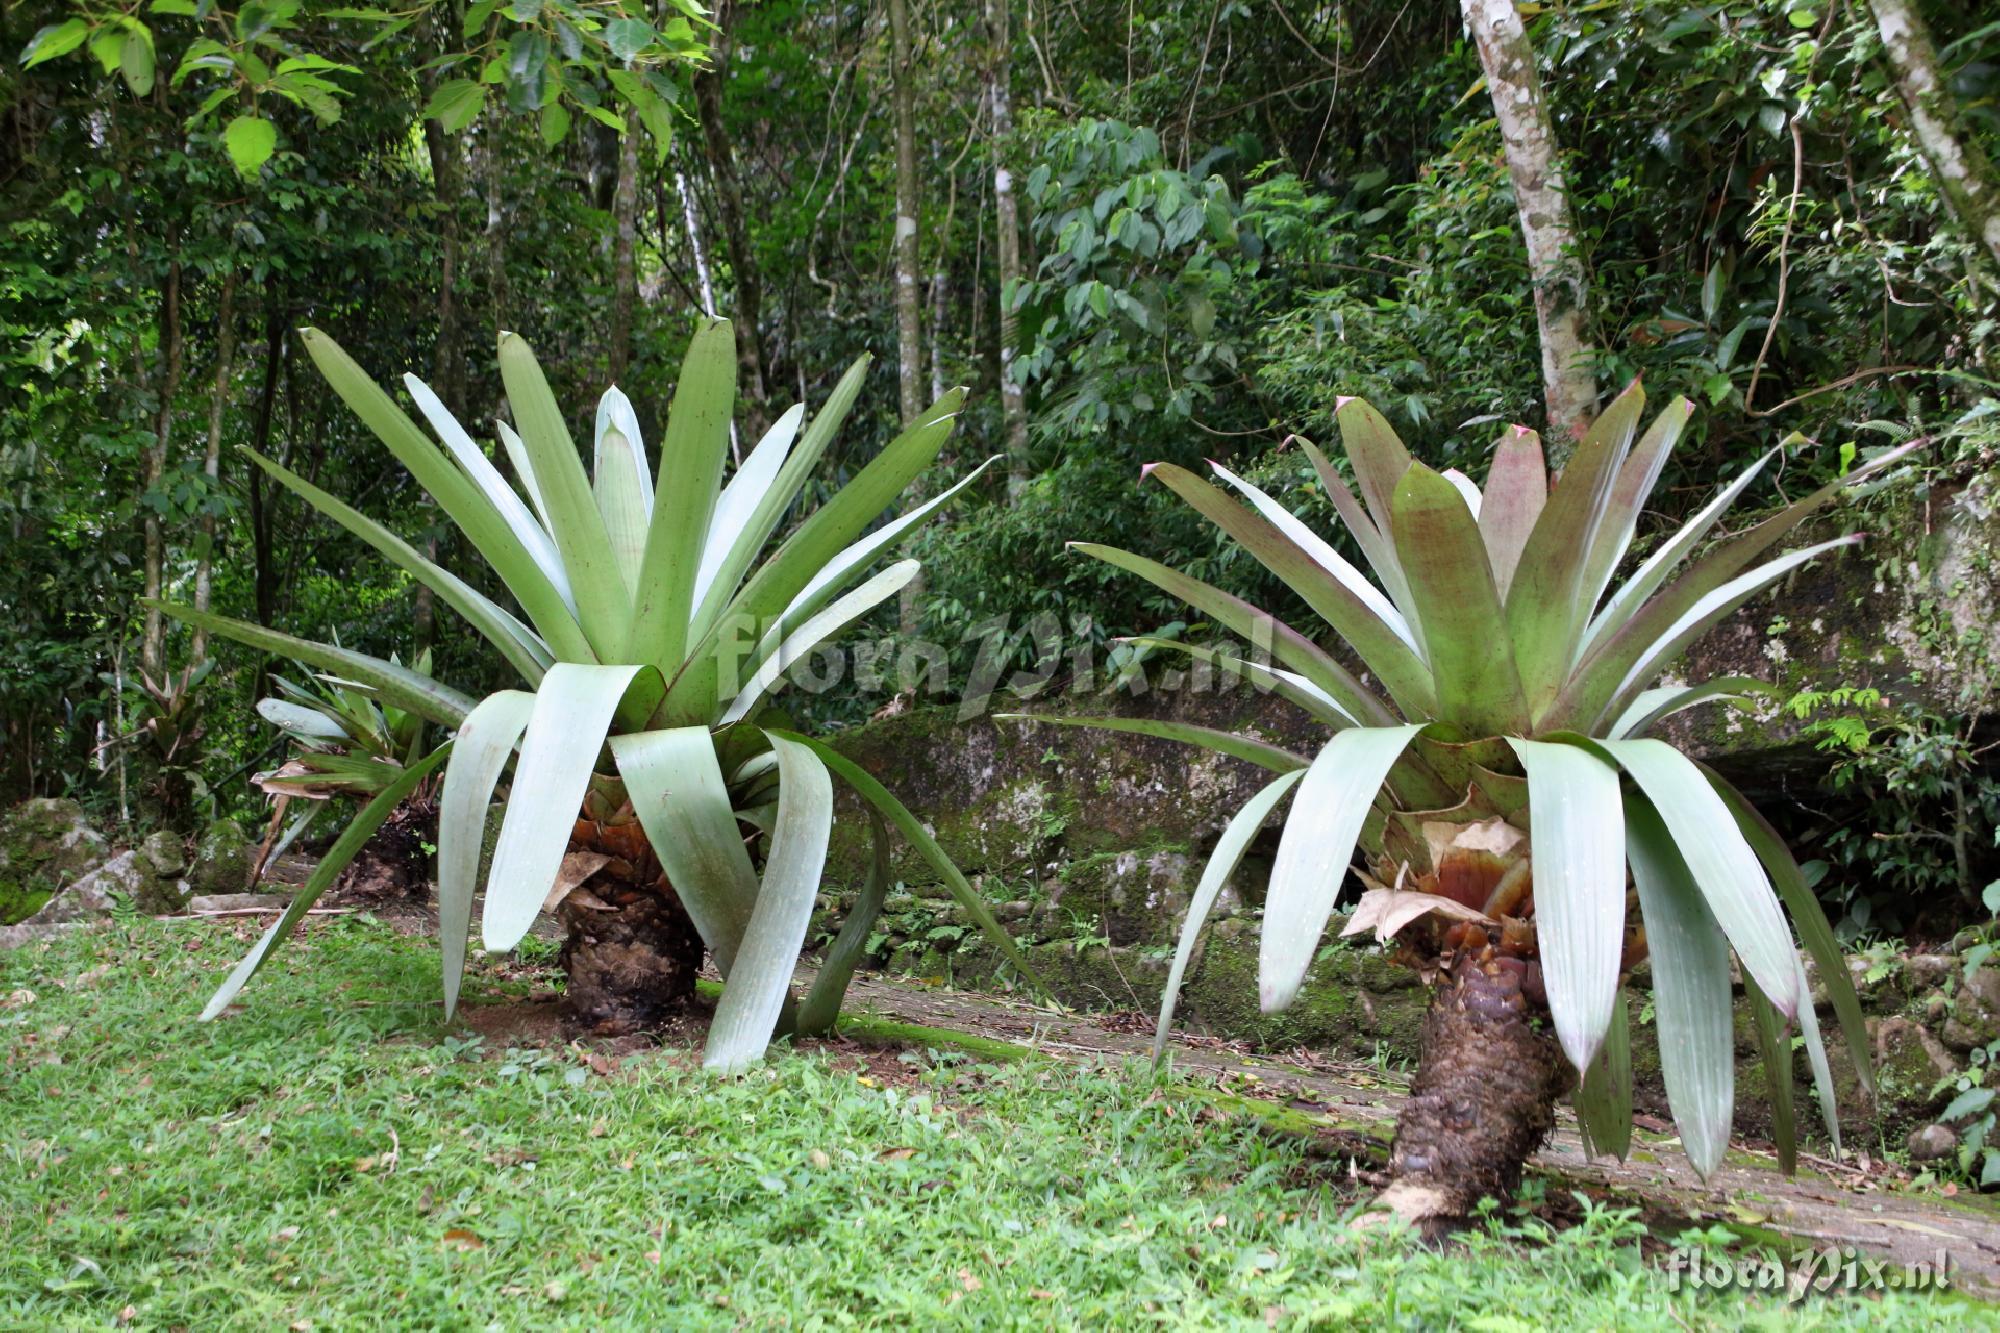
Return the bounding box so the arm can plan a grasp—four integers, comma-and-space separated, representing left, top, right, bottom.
1356, 821, 1633, 1231
557, 804, 704, 1035
1379, 955, 1571, 1231
1360, 816, 1624, 1232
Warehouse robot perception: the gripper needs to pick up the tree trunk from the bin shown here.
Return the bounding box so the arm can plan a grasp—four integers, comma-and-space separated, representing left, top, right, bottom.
1462, 0, 1597, 458
675, 162, 719, 318
608, 104, 643, 383
418, 112, 468, 656
1868, 0, 2000, 272
1380, 958, 1571, 1233
247, 293, 286, 634
989, 0, 1031, 495
481, 111, 512, 331
559, 804, 704, 1034
888, 0, 924, 426
190, 268, 237, 661
693, 0, 769, 436
142, 258, 185, 679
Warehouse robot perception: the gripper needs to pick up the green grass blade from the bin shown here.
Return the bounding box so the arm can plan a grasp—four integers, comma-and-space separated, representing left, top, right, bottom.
769, 731, 1048, 993
200, 744, 452, 1021
994, 713, 1308, 775
150, 602, 475, 726
497, 332, 630, 660
299, 329, 589, 661
1626, 794, 1735, 1179
1390, 463, 1528, 735
1148, 463, 1436, 717
482, 663, 648, 950
1068, 543, 1398, 728
1510, 737, 1627, 1072
627, 318, 737, 672
722, 560, 921, 725
1260, 724, 1425, 1011
796, 808, 892, 1037
438, 691, 535, 1019
1156, 770, 1303, 1063
609, 726, 760, 974
245, 449, 552, 683
1594, 737, 1798, 1018
703, 732, 833, 1073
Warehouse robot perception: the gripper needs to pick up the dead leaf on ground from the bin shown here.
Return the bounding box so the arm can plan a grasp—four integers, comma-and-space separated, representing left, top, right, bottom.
878, 1147, 916, 1162
441, 1227, 485, 1251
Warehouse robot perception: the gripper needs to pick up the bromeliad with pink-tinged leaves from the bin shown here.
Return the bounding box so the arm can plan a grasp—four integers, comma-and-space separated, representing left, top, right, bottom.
157, 317, 1039, 1073
1006, 382, 1915, 1227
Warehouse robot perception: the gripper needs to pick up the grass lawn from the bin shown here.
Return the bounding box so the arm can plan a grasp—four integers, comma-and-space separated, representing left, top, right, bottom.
0, 914, 1977, 1329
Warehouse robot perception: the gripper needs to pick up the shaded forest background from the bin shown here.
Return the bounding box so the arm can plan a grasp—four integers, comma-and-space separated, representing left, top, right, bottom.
5, 0, 2000, 935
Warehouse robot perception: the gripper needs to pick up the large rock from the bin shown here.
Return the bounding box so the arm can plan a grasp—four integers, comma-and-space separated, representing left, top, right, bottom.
24, 849, 145, 924
0, 798, 110, 924
186, 819, 254, 896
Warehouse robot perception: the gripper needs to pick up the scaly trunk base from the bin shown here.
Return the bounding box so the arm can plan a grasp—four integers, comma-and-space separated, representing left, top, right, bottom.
557, 869, 703, 1037
1377, 962, 1571, 1235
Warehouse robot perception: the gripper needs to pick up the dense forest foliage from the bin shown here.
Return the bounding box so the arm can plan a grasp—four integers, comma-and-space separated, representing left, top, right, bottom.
5, 0, 1998, 892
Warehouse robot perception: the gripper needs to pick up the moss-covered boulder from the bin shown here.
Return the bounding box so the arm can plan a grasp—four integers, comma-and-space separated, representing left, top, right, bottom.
0, 799, 110, 925
187, 819, 254, 896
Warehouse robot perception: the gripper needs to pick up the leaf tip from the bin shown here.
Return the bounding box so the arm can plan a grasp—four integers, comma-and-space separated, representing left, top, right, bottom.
1335, 395, 1357, 411
1139, 462, 1162, 482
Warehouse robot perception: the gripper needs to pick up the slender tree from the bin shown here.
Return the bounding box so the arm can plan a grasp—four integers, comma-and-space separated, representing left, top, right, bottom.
609, 105, 644, 383
190, 269, 237, 661
888, 0, 924, 425
141, 256, 184, 679
694, 0, 771, 436
1462, 0, 1598, 455
1868, 0, 2000, 273
989, 0, 1030, 494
